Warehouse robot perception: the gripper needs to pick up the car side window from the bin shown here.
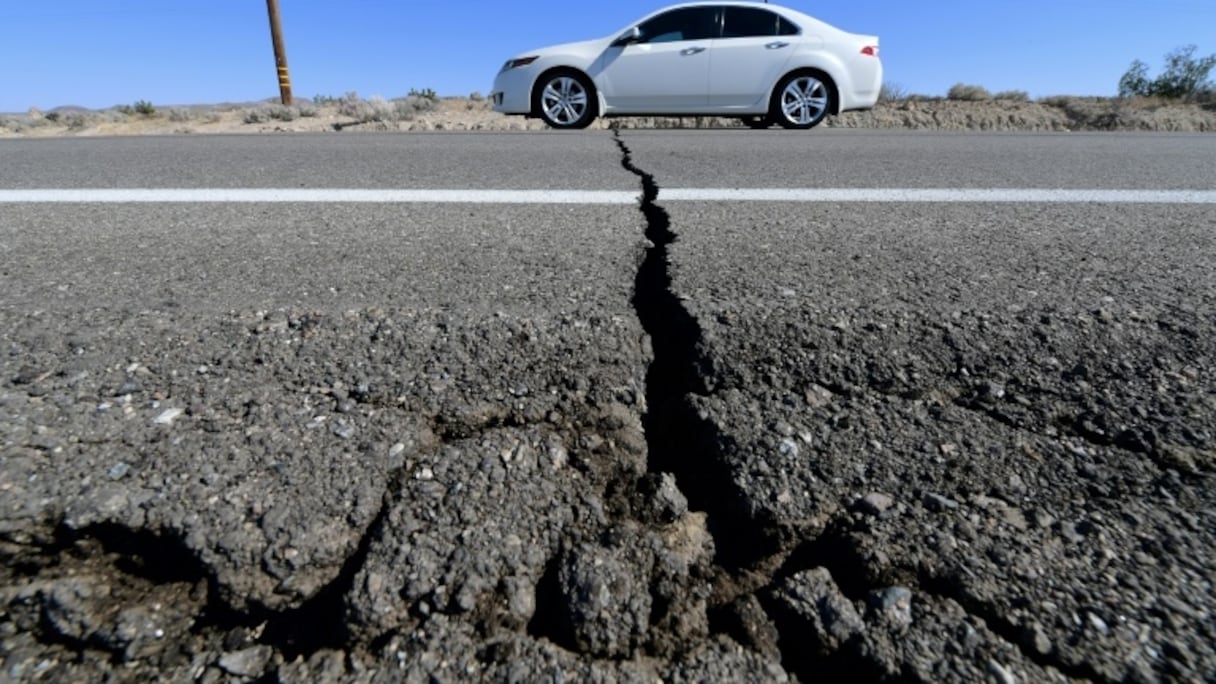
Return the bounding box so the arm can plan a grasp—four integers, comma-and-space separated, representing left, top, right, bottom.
722, 7, 800, 38
637, 7, 720, 43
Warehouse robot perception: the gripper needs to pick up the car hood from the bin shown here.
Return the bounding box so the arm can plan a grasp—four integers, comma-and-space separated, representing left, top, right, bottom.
523, 36, 613, 60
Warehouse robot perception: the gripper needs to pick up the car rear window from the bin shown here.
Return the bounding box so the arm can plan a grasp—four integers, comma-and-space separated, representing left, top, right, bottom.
722, 7, 800, 38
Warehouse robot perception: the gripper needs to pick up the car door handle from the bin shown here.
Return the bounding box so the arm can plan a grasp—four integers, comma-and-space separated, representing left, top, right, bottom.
766, 41, 789, 49
680, 46, 706, 56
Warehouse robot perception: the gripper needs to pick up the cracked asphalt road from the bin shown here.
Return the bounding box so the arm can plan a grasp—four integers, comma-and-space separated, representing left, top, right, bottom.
1, 131, 1214, 682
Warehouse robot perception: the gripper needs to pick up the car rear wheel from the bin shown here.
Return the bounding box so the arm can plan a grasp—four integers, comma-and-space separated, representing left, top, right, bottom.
740, 115, 772, 130
534, 71, 596, 130
770, 72, 832, 129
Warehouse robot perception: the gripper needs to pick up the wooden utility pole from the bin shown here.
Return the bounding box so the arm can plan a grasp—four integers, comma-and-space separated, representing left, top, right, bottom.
266, 0, 293, 105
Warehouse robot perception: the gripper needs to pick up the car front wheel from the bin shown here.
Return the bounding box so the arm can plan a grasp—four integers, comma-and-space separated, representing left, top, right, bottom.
534, 71, 596, 130
770, 72, 832, 129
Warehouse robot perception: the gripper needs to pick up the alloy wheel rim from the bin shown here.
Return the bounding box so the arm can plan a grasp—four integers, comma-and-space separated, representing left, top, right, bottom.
542, 77, 588, 125
781, 77, 828, 125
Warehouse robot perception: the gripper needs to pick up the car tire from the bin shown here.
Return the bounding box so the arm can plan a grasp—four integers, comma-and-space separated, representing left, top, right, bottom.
533, 70, 597, 130
770, 72, 833, 130
740, 115, 772, 130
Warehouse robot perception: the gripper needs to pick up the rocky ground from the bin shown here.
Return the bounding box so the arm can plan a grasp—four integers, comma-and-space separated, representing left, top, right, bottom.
2, 95, 1215, 136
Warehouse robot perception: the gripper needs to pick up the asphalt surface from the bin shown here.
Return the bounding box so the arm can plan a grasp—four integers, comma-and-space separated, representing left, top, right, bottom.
1, 131, 1214, 682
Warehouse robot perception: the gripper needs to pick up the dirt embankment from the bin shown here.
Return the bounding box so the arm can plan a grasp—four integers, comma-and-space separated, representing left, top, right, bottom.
832, 97, 1216, 132
3, 96, 1214, 137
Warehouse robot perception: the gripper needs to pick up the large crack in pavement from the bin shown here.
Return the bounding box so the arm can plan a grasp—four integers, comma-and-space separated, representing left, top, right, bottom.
613, 130, 788, 572
612, 130, 876, 678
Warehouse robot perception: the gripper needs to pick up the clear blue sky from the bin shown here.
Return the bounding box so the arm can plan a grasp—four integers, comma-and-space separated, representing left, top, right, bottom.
2, 0, 1213, 112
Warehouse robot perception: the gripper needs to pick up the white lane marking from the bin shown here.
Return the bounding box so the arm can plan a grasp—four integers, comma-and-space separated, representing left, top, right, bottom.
660, 188, 1216, 203
0, 189, 640, 204
0, 188, 1214, 204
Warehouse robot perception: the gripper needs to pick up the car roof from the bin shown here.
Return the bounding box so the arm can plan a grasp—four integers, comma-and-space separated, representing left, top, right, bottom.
655, 1, 802, 11
632, 1, 834, 36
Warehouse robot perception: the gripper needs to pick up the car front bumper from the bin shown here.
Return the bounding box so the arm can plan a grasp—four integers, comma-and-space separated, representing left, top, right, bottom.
491, 67, 534, 115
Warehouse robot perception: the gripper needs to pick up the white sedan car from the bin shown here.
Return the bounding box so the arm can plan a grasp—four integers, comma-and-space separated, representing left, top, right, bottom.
491, 1, 881, 130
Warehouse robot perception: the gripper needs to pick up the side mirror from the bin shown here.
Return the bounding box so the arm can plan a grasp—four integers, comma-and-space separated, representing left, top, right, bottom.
613, 26, 642, 47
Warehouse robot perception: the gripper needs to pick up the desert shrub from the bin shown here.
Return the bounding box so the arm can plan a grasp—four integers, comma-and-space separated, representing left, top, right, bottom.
1122, 95, 1174, 109
947, 83, 991, 101
0, 115, 44, 132
96, 108, 132, 122
1153, 46, 1214, 99
1038, 95, 1075, 108
313, 94, 339, 106
993, 90, 1029, 102
242, 104, 305, 123
878, 81, 908, 103
269, 105, 298, 121
328, 91, 439, 124
10, 110, 52, 130
337, 93, 394, 122
469, 91, 485, 102
1119, 60, 1151, 99
243, 108, 270, 123
61, 112, 88, 129
38, 109, 113, 129
297, 102, 318, 117
23, 108, 52, 126
167, 108, 194, 122
1119, 45, 1216, 101
2, 109, 74, 130
337, 91, 365, 119
394, 94, 437, 118
392, 100, 416, 119
133, 99, 156, 116
407, 87, 438, 101
364, 95, 395, 121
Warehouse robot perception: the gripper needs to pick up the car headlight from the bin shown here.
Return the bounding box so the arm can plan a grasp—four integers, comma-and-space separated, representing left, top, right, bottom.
502, 56, 539, 71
